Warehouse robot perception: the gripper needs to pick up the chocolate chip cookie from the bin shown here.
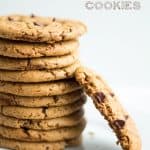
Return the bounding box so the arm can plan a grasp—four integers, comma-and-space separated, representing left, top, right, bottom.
0, 137, 65, 150
0, 97, 86, 119
0, 119, 86, 142
0, 50, 78, 70
0, 15, 86, 43
0, 109, 84, 130
0, 79, 81, 96
0, 136, 82, 150
0, 61, 80, 82
0, 89, 84, 107
0, 38, 78, 58
75, 67, 141, 150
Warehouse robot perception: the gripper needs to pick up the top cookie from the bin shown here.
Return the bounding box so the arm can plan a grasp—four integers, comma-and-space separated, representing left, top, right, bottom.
0, 14, 87, 43
75, 67, 141, 150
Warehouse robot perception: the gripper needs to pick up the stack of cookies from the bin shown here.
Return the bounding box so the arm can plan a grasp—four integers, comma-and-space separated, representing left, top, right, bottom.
0, 14, 87, 150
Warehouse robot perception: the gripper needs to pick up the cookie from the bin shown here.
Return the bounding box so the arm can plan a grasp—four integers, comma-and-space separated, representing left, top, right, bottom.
0, 89, 84, 107
0, 50, 78, 70
0, 97, 86, 119
0, 79, 81, 96
0, 119, 86, 142
75, 67, 141, 150
0, 61, 80, 82
0, 15, 86, 43
0, 136, 82, 150
0, 38, 78, 58
0, 109, 84, 130
0, 137, 65, 150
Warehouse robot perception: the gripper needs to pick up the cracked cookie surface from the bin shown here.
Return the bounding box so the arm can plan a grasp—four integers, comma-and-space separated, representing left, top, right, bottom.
75, 67, 141, 150
0, 15, 86, 43
0, 50, 78, 70
0, 39, 78, 58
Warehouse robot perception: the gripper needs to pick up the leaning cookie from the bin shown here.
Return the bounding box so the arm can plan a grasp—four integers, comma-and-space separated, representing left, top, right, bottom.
0, 39, 78, 58
0, 15, 87, 43
75, 67, 141, 150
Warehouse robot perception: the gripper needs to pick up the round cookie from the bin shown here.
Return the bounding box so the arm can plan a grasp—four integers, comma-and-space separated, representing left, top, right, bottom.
0, 38, 79, 58
75, 67, 141, 150
0, 15, 87, 43
0, 61, 80, 82
0, 136, 81, 150
0, 79, 81, 96
0, 119, 86, 142
0, 137, 65, 150
0, 50, 78, 70
0, 109, 84, 130
0, 97, 86, 119
0, 89, 84, 107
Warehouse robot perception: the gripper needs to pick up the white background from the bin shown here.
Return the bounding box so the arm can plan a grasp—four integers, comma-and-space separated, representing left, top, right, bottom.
0, 0, 150, 149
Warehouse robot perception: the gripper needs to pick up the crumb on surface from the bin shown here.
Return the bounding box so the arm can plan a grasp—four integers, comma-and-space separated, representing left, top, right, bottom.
88, 131, 95, 136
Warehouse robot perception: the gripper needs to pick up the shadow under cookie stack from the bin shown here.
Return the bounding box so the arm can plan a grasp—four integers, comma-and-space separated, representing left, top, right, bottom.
0, 15, 87, 150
